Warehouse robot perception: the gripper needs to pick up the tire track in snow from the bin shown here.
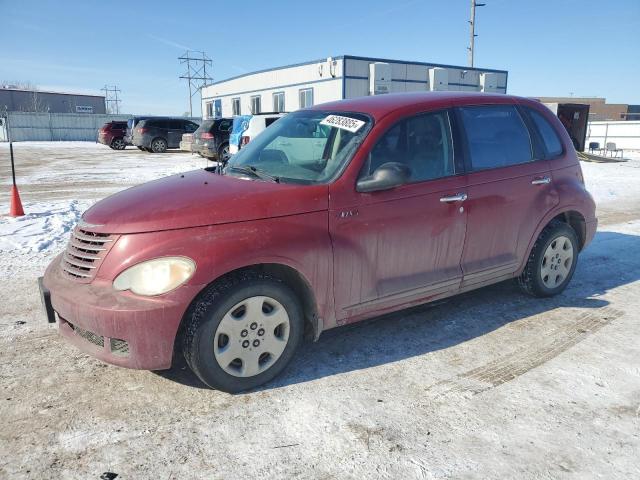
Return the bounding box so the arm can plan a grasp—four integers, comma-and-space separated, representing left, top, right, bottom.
427, 306, 624, 398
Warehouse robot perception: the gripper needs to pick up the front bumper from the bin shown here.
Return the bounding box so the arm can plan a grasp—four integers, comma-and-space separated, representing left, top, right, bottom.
42, 255, 203, 370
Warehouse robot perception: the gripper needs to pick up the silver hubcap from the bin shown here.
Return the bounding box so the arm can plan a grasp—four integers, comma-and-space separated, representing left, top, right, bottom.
541, 235, 574, 288
221, 146, 230, 161
214, 296, 290, 377
113, 139, 124, 149
153, 140, 164, 152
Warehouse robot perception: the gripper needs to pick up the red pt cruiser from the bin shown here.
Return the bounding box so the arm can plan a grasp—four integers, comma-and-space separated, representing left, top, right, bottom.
41, 93, 597, 392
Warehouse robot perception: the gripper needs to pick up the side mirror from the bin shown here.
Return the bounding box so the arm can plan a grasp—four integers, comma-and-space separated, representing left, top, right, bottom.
356, 162, 411, 193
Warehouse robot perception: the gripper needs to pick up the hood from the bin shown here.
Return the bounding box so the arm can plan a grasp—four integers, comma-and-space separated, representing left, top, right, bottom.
82, 169, 328, 234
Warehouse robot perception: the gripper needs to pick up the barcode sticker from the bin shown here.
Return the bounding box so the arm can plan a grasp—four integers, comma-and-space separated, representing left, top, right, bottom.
320, 115, 365, 133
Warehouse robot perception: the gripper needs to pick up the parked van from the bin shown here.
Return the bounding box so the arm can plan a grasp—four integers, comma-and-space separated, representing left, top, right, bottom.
228, 112, 285, 155
132, 117, 200, 153
40, 92, 596, 393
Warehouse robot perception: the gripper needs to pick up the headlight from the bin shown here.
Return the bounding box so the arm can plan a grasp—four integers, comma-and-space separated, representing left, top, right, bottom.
113, 257, 196, 296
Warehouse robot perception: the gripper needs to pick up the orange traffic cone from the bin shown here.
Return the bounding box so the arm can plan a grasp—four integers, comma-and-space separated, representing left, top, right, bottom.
9, 185, 25, 217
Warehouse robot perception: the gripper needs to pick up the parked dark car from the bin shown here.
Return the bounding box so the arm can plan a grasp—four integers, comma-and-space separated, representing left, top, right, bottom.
124, 116, 152, 150
192, 118, 233, 161
41, 92, 596, 393
131, 117, 200, 153
97, 121, 128, 150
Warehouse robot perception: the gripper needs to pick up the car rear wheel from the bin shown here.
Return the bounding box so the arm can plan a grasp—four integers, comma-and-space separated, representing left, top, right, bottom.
518, 221, 579, 297
182, 272, 303, 392
218, 143, 231, 162
151, 138, 167, 153
111, 138, 126, 150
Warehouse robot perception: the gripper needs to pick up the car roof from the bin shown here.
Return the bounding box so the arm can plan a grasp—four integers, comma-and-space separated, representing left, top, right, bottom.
311, 92, 533, 121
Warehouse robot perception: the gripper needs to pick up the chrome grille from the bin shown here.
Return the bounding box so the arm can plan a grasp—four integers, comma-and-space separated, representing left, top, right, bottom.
62, 227, 117, 282
71, 323, 104, 348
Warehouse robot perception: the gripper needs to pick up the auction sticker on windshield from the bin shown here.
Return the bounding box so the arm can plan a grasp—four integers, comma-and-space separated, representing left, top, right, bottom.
320, 115, 365, 133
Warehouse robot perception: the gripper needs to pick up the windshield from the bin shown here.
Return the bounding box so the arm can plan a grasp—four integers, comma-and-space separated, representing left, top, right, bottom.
226, 110, 371, 184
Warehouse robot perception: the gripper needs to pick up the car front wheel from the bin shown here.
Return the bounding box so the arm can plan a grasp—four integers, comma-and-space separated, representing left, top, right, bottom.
518, 221, 579, 297
183, 272, 303, 392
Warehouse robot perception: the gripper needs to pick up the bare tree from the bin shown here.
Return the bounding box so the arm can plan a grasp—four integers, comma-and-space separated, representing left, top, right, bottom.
1, 80, 38, 90
19, 91, 48, 112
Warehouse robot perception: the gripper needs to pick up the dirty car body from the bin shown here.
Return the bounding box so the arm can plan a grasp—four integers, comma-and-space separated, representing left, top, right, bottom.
42, 92, 596, 392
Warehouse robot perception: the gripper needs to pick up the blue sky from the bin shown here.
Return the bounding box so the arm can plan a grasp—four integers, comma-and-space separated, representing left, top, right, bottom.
1, 0, 638, 115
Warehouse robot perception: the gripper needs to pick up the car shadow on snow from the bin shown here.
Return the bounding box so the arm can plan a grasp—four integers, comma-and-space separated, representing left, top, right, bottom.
155, 229, 640, 392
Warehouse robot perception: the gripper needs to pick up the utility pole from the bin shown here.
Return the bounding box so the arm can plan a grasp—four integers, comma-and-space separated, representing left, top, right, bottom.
468, 0, 486, 68
179, 50, 213, 117
101, 85, 122, 114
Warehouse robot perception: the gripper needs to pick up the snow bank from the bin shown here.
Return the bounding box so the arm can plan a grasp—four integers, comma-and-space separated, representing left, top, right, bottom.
0, 200, 91, 253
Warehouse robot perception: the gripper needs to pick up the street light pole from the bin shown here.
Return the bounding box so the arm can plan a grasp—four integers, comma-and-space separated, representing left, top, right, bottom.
468, 0, 486, 68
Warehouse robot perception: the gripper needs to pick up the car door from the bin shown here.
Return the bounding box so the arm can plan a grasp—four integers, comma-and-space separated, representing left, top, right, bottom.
456, 104, 559, 289
330, 109, 468, 322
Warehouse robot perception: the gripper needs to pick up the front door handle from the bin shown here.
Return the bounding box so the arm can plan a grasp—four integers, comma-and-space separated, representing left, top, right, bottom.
531, 176, 551, 185
440, 193, 468, 203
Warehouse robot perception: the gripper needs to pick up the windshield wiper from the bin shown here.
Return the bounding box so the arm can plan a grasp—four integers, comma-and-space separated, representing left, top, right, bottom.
226, 165, 280, 183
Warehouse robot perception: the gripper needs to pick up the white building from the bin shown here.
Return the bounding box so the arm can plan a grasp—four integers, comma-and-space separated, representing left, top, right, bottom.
201, 54, 508, 119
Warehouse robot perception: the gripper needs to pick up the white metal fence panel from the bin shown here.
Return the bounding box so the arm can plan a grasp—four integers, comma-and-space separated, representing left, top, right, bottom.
586, 121, 640, 150
2, 112, 203, 142
3, 112, 131, 142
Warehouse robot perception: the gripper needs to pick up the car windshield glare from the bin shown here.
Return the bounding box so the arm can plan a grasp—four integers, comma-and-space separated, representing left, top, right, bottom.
226, 110, 371, 184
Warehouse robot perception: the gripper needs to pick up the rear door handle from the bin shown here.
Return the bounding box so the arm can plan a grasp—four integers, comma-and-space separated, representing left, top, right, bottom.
531, 176, 551, 185
440, 193, 468, 203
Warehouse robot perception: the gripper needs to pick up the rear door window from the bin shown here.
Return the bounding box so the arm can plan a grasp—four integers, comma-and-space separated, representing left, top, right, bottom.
526, 107, 563, 158
459, 105, 533, 171
184, 121, 198, 133
216, 119, 233, 132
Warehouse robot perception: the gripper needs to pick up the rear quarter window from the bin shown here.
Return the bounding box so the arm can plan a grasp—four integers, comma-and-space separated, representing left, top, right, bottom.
526, 108, 564, 158
459, 105, 533, 171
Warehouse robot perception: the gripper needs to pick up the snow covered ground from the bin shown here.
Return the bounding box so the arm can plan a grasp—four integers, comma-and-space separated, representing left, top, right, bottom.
1, 142, 639, 479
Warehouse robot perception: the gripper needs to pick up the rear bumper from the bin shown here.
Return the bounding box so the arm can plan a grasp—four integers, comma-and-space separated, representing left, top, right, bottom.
131, 134, 152, 148
192, 143, 217, 158
42, 255, 204, 370
179, 141, 194, 152
97, 133, 113, 146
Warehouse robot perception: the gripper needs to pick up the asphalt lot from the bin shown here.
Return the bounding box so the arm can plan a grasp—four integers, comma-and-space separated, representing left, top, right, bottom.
0, 142, 639, 479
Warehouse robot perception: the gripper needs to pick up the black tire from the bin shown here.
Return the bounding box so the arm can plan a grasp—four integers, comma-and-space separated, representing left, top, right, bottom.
111, 137, 126, 150
217, 142, 230, 162
150, 137, 167, 153
518, 221, 579, 297
182, 271, 303, 393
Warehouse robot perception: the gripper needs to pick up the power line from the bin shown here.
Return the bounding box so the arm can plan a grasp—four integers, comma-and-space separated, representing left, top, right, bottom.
468, 1, 486, 68
179, 50, 213, 117
102, 85, 121, 114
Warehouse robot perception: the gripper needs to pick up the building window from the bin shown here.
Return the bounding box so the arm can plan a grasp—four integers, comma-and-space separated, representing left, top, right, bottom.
250, 95, 261, 114
206, 102, 214, 118
232, 97, 241, 116
273, 92, 285, 112
299, 88, 313, 108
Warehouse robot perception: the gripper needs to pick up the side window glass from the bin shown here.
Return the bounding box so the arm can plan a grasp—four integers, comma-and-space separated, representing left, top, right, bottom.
184, 122, 198, 133
459, 105, 533, 170
367, 111, 455, 183
527, 108, 563, 157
